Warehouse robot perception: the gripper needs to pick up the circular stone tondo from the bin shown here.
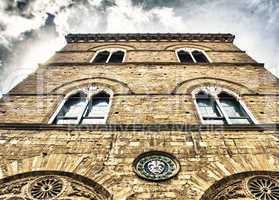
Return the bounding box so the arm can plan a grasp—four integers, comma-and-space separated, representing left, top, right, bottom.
28, 176, 64, 200
133, 151, 180, 181
247, 176, 279, 200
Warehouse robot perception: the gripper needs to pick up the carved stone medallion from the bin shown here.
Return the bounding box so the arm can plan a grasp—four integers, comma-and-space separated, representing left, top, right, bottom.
0, 171, 111, 200
247, 176, 279, 200
133, 151, 180, 181
201, 171, 279, 200
28, 176, 64, 200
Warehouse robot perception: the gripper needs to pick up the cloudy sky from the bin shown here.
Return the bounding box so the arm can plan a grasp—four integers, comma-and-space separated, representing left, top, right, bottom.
0, 0, 278, 95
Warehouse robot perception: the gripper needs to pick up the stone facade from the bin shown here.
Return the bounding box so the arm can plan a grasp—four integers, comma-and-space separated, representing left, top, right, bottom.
0, 33, 278, 200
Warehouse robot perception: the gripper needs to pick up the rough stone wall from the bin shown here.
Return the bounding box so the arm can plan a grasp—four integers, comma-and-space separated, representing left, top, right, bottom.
0, 39, 278, 200
0, 129, 279, 200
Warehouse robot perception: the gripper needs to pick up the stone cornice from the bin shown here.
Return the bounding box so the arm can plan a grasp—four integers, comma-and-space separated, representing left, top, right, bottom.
65, 33, 235, 43
45, 62, 264, 67
0, 123, 277, 132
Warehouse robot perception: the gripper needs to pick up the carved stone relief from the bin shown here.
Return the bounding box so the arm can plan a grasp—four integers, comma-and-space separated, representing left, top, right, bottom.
0, 172, 111, 200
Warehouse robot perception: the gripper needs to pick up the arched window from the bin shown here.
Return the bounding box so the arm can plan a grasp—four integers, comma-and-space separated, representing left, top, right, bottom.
196, 92, 225, 124
52, 88, 112, 125
108, 51, 125, 63
91, 49, 125, 64
176, 48, 210, 63
218, 92, 252, 124
81, 92, 110, 124
54, 92, 87, 125
92, 50, 110, 63
192, 50, 209, 63
194, 87, 256, 125
177, 50, 194, 63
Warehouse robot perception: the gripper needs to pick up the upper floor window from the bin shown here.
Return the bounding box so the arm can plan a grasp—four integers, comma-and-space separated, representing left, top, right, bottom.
193, 86, 256, 125
91, 49, 125, 64
176, 48, 210, 63
51, 86, 112, 125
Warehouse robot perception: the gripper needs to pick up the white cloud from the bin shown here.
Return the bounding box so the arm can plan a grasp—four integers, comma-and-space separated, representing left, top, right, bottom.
0, 0, 278, 95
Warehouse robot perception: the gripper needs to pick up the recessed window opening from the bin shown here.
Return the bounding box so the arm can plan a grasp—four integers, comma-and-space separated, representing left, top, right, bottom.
192, 50, 209, 63
53, 90, 111, 125
92, 49, 125, 64
176, 49, 210, 63
194, 88, 255, 125
196, 92, 225, 124
81, 92, 110, 124
177, 50, 194, 63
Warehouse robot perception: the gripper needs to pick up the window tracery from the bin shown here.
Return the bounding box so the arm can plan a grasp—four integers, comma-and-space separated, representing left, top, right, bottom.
192, 85, 256, 125
50, 85, 112, 125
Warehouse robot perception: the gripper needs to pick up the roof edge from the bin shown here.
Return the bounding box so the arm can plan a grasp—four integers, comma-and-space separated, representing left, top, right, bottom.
65, 33, 235, 43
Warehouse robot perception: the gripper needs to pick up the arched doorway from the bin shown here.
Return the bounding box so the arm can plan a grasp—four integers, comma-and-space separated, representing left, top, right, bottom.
0, 171, 112, 200
201, 171, 279, 200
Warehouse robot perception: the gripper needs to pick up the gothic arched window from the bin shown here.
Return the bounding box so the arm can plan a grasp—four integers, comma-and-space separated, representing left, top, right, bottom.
108, 50, 125, 63
196, 92, 225, 124
92, 50, 110, 63
176, 48, 210, 64
194, 87, 256, 125
218, 92, 252, 124
54, 92, 87, 125
192, 50, 209, 63
81, 92, 110, 124
177, 50, 194, 63
51, 87, 112, 125
91, 49, 125, 64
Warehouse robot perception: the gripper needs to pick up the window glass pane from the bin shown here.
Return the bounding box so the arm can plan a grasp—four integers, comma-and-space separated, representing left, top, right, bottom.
177, 50, 194, 63
92, 51, 110, 63
55, 93, 87, 124
218, 92, 252, 124
82, 92, 110, 124
108, 51, 124, 63
197, 99, 221, 118
220, 99, 244, 117
196, 92, 225, 124
192, 51, 209, 63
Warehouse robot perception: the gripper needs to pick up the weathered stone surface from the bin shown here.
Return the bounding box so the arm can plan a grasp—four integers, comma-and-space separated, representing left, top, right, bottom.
0, 33, 278, 199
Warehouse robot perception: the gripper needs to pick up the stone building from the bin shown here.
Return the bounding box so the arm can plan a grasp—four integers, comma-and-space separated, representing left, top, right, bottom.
0, 33, 278, 200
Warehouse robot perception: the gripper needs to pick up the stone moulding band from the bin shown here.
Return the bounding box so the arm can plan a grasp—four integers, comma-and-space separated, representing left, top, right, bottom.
44, 62, 264, 67
0, 123, 277, 132
65, 33, 235, 43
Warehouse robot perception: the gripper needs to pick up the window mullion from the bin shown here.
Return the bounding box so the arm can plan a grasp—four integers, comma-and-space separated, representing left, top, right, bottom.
106, 51, 113, 63
189, 51, 197, 63
216, 98, 231, 124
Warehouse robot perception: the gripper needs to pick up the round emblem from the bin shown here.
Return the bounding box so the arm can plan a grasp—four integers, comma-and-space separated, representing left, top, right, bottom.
133, 151, 180, 181
28, 176, 64, 200
247, 176, 279, 200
